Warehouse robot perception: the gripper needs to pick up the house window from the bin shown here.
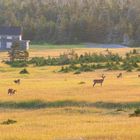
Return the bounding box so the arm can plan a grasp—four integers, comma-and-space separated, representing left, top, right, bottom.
6, 42, 12, 49
7, 36, 12, 39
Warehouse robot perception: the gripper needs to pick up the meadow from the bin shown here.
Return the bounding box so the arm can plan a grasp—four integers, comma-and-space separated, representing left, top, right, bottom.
0, 45, 140, 140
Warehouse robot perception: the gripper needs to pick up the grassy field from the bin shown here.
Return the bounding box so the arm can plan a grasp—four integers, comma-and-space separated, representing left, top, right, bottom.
30, 43, 85, 50
0, 47, 140, 140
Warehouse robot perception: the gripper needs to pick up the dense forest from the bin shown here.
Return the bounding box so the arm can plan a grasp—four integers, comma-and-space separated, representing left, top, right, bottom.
1, 0, 140, 45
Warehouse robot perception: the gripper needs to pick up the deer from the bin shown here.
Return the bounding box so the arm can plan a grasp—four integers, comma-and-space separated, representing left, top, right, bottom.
8, 89, 17, 95
117, 73, 122, 78
138, 74, 140, 78
93, 75, 106, 87
14, 79, 20, 85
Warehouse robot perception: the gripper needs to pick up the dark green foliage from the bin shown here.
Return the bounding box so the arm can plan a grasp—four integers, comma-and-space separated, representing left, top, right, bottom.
19, 68, 29, 74
1, 1, 140, 44
6, 60, 28, 67
26, 52, 122, 66
59, 66, 70, 73
105, 62, 120, 70
122, 61, 133, 72
1, 119, 17, 125
1, 100, 140, 111
5, 49, 140, 73
29, 57, 47, 66
129, 108, 140, 117
134, 108, 140, 115
8, 42, 29, 61
74, 71, 81, 75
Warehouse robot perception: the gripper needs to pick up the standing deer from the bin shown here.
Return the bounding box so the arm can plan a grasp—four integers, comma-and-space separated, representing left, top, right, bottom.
117, 73, 122, 78
8, 89, 17, 95
93, 75, 106, 87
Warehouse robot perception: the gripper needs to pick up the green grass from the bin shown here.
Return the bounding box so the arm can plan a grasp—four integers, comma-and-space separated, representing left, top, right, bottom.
0, 100, 140, 110
30, 43, 85, 50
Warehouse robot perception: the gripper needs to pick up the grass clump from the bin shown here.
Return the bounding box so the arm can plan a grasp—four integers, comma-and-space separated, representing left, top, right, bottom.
1, 119, 17, 125
129, 108, 140, 117
74, 71, 81, 75
78, 81, 86, 84
19, 68, 29, 74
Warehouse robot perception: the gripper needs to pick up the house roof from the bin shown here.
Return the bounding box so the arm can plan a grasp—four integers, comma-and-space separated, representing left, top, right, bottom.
0, 26, 22, 35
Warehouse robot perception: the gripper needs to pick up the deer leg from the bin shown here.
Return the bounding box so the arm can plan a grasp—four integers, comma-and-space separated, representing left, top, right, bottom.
101, 82, 103, 86
93, 82, 96, 87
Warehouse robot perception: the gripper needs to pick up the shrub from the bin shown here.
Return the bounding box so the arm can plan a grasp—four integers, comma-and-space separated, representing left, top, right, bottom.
105, 62, 119, 70
129, 108, 140, 117
1, 119, 17, 125
79, 64, 93, 72
6, 60, 28, 67
59, 66, 70, 73
19, 68, 29, 74
122, 61, 134, 72
29, 57, 47, 66
132, 49, 137, 54
74, 71, 81, 74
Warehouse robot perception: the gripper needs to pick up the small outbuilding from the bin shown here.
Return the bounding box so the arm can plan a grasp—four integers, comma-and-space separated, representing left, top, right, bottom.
0, 26, 29, 51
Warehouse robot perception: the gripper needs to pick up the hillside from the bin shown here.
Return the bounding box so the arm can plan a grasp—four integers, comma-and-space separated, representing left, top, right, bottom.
0, 0, 140, 45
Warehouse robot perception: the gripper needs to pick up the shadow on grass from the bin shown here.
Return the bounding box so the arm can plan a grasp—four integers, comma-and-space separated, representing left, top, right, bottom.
0, 100, 140, 110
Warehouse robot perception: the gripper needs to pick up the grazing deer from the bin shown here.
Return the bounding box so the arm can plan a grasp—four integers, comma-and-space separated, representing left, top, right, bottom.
93, 75, 106, 87
117, 73, 122, 78
14, 79, 20, 85
8, 89, 16, 95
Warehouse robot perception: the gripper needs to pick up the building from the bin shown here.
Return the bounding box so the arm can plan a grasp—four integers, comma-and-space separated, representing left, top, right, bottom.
0, 26, 29, 50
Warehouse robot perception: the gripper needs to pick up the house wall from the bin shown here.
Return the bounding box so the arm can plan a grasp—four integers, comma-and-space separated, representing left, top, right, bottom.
0, 34, 29, 51
0, 35, 20, 49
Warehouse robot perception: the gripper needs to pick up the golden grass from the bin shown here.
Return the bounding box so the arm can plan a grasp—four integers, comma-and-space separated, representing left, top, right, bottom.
0, 48, 140, 140
0, 47, 138, 60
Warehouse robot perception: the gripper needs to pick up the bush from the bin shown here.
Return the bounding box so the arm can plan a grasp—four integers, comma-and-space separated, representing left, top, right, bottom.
29, 57, 47, 66
132, 49, 137, 54
19, 68, 29, 74
74, 71, 81, 74
6, 60, 28, 67
129, 108, 140, 117
1, 119, 17, 125
122, 61, 134, 72
59, 66, 70, 73
127, 68, 133, 72
105, 62, 119, 70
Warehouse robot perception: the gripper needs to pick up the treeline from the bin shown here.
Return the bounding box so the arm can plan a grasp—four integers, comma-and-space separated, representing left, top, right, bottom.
1, 0, 140, 44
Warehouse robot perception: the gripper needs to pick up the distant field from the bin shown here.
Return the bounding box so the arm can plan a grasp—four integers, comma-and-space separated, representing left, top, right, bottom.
0, 48, 140, 140
30, 43, 85, 50
0, 47, 135, 61
30, 43, 131, 50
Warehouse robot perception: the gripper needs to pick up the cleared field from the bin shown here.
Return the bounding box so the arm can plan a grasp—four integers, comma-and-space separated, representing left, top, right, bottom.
0, 48, 140, 140
0, 47, 136, 60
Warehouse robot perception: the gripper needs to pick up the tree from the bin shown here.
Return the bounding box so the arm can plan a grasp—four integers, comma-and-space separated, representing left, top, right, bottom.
8, 42, 29, 61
